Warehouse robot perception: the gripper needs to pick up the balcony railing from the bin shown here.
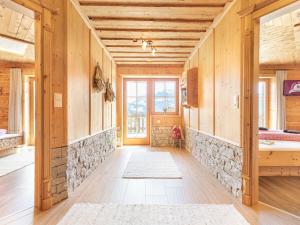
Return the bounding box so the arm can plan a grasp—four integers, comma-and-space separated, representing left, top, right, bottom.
127, 116, 146, 138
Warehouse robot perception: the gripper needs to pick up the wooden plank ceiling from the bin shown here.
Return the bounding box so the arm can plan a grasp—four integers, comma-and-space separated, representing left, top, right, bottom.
79, 0, 229, 64
0, 1, 34, 63
260, 3, 300, 66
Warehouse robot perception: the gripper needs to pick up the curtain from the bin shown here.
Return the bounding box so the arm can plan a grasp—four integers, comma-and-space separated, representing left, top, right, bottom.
8, 68, 22, 134
275, 70, 287, 130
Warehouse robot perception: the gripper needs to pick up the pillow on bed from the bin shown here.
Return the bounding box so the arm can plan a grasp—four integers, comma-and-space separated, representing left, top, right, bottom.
284, 130, 300, 134
259, 127, 268, 131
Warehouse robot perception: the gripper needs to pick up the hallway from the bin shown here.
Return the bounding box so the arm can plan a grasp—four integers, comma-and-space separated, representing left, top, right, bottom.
0, 146, 299, 225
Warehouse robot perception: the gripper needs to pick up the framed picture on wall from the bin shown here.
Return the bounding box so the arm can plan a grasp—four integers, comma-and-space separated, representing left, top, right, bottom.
283, 80, 300, 96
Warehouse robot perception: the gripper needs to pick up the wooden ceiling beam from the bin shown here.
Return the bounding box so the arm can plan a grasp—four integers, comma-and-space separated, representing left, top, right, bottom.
89, 16, 214, 23
100, 37, 200, 41
115, 60, 185, 63
80, 1, 225, 8
96, 28, 206, 32
0, 33, 34, 45
110, 51, 191, 54
106, 45, 194, 48
113, 56, 187, 59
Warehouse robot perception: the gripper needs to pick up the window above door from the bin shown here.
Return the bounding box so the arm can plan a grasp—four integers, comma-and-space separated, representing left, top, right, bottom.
152, 79, 179, 115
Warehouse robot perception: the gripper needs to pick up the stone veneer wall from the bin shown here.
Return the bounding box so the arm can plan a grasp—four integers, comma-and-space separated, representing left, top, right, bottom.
51, 146, 68, 204
51, 127, 116, 205
185, 128, 243, 197
151, 126, 185, 147
151, 126, 173, 147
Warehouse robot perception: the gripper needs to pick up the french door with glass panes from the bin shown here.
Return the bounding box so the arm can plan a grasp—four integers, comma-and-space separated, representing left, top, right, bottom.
123, 79, 150, 145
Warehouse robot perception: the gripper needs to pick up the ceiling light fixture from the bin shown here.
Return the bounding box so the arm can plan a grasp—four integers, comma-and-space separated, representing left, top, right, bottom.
138, 39, 157, 56
142, 40, 148, 50
151, 47, 156, 56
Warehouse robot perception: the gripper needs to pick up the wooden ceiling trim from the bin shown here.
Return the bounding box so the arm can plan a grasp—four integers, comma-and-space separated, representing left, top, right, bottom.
0, 32, 34, 45
89, 16, 214, 23
96, 28, 206, 32
79, 1, 225, 8
101, 37, 201, 41
110, 51, 191, 54
113, 56, 187, 58
112, 53, 190, 58
115, 61, 184, 65
107, 47, 193, 52
102, 40, 199, 45
97, 31, 204, 39
106, 45, 194, 48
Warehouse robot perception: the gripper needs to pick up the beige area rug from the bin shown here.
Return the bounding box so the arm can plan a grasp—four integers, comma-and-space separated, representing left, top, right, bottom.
0, 147, 34, 177
57, 204, 250, 225
123, 152, 182, 179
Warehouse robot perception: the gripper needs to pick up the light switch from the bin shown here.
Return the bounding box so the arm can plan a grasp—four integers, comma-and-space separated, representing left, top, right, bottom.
54, 93, 63, 108
233, 95, 239, 109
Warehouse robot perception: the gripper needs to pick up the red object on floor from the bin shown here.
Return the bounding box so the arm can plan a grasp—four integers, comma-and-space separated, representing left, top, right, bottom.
171, 126, 182, 140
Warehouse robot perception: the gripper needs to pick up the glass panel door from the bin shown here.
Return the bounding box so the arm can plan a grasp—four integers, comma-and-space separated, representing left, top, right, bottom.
124, 79, 149, 145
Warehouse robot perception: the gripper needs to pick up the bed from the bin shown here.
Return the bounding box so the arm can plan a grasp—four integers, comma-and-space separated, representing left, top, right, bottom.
259, 130, 300, 176
0, 130, 23, 157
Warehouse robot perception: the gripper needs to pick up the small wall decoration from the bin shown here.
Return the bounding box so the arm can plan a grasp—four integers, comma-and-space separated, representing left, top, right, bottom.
181, 87, 188, 106
93, 62, 105, 92
104, 79, 115, 102
283, 80, 300, 96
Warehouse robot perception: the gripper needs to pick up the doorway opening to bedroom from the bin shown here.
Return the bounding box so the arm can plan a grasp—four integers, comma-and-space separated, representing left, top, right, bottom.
256, 1, 300, 216
0, 0, 36, 218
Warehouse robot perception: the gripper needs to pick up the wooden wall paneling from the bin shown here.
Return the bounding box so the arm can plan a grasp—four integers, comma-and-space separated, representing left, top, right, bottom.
116, 68, 123, 143
285, 69, 300, 130
0, 68, 10, 129
188, 52, 199, 130
51, 0, 67, 147
214, 0, 241, 145
111, 61, 117, 127
198, 32, 215, 135
102, 51, 112, 129
90, 32, 104, 134
67, 1, 90, 142
28, 77, 35, 145
182, 61, 190, 129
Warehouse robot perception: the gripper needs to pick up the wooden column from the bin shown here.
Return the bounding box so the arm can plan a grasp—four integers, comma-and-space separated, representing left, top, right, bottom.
41, 9, 53, 210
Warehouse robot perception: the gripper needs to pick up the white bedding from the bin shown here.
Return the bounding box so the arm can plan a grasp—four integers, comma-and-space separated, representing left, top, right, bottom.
259, 140, 300, 152
0, 133, 22, 140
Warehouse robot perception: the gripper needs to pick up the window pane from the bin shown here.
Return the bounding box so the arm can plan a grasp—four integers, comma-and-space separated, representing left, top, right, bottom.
166, 81, 176, 97
166, 97, 176, 112
127, 81, 136, 97
155, 82, 165, 97
127, 97, 136, 117
137, 97, 147, 117
137, 82, 147, 97
258, 81, 266, 127
155, 97, 165, 112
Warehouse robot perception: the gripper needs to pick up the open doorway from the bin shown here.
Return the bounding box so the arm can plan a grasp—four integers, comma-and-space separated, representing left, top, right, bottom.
0, 0, 36, 218
256, 1, 300, 216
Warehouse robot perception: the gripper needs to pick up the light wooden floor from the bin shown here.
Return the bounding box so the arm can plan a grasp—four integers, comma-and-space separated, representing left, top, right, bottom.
0, 161, 34, 219
0, 146, 299, 225
259, 176, 300, 217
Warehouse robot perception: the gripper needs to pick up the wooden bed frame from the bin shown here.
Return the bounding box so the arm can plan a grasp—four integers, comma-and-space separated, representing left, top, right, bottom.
259, 141, 300, 176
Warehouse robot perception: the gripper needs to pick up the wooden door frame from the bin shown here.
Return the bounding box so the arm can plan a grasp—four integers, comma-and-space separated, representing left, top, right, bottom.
11, 0, 54, 210
239, 0, 297, 206
123, 78, 151, 145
